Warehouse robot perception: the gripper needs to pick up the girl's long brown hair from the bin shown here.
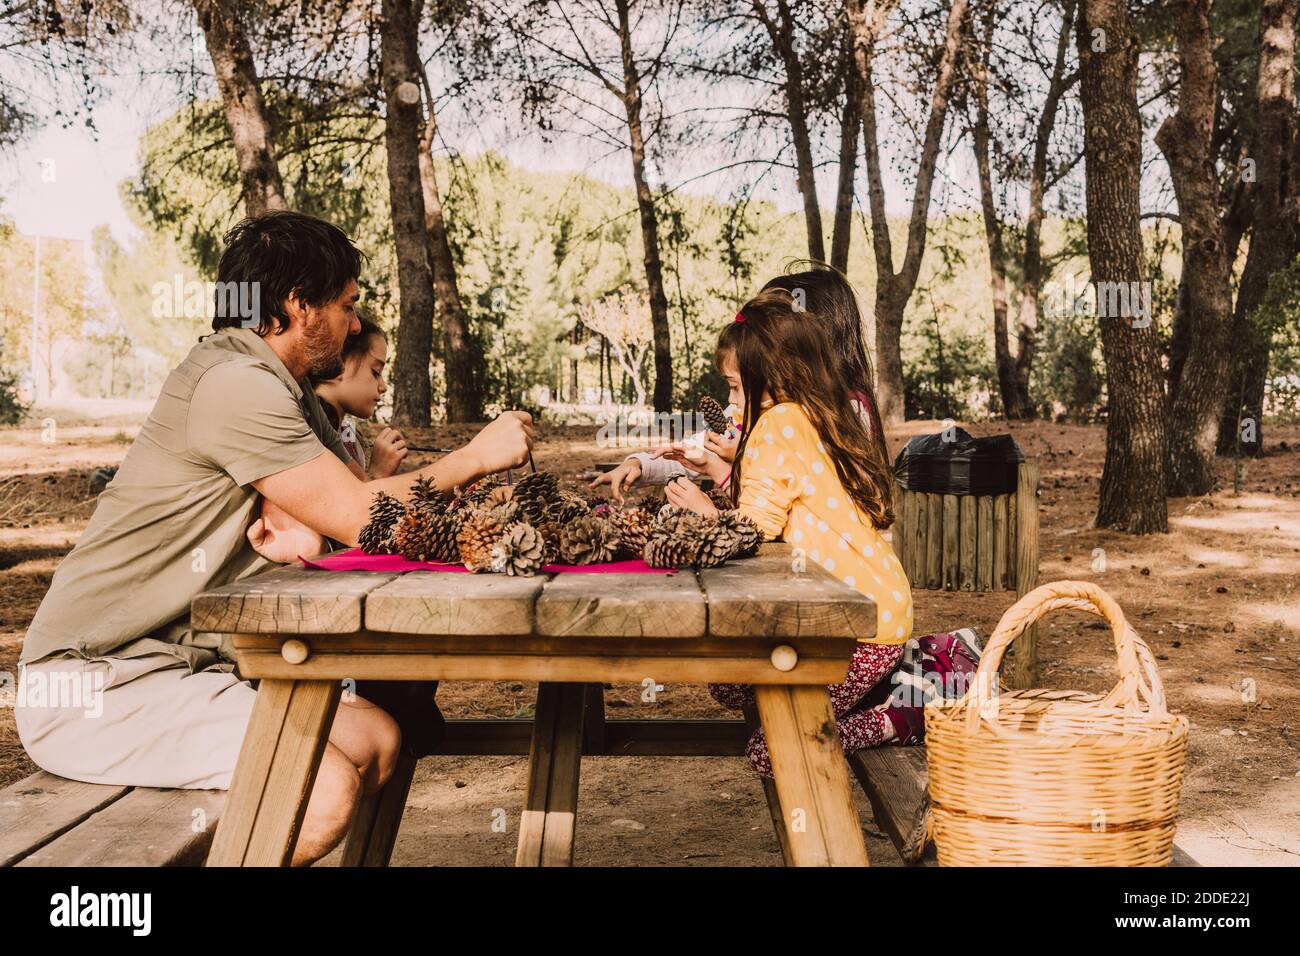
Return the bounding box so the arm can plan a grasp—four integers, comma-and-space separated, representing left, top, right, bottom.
719, 287, 895, 529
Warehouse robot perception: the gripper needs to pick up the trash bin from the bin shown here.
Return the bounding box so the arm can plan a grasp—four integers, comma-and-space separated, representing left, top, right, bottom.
894, 427, 1024, 497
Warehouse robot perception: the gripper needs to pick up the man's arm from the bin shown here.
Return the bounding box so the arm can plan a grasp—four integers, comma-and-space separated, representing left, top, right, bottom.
253, 411, 532, 546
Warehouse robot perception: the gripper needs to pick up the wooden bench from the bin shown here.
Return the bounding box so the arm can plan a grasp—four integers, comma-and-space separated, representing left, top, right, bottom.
0, 771, 224, 867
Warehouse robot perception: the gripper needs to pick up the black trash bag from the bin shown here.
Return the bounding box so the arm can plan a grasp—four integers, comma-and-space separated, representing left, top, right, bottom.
893, 427, 1024, 497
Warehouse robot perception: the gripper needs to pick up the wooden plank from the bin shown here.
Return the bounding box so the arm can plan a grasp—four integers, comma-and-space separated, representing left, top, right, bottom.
18, 787, 224, 867
515, 682, 586, 867
192, 566, 396, 634
582, 684, 606, 754
754, 685, 869, 866
958, 496, 977, 592
701, 544, 875, 641
341, 753, 416, 867
365, 572, 545, 635
1005, 463, 1041, 689
536, 572, 706, 638
429, 718, 751, 757
976, 496, 994, 592
847, 747, 931, 865
0, 772, 130, 867
942, 495, 960, 591
992, 494, 1010, 591
206, 678, 341, 867
909, 491, 926, 586
924, 494, 942, 589
1170, 843, 1200, 867
228, 636, 859, 686
889, 482, 906, 569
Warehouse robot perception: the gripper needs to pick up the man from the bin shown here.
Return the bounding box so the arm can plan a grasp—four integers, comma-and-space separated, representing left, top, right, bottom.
15, 211, 532, 865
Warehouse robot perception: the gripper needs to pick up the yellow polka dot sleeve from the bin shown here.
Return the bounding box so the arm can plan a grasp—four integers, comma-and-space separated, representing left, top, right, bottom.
736, 402, 914, 645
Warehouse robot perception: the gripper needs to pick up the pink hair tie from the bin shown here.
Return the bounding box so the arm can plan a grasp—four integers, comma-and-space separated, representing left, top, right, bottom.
734, 311, 745, 323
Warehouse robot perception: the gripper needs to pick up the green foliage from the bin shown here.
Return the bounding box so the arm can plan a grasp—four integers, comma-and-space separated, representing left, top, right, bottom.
0, 366, 27, 425
1253, 257, 1300, 424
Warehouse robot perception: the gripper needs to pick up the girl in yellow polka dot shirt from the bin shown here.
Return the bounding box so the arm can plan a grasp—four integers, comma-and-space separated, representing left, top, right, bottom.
665, 267, 923, 776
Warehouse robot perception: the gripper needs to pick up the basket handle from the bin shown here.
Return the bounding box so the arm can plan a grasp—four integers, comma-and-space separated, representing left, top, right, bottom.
960, 580, 1168, 734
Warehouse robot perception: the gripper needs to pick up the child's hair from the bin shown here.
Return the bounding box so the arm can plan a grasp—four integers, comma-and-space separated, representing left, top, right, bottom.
760, 262, 886, 446
309, 313, 386, 385
717, 286, 895, 529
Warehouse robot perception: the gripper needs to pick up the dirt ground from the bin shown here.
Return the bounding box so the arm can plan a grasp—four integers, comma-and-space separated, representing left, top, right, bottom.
2, 405, 1298, 866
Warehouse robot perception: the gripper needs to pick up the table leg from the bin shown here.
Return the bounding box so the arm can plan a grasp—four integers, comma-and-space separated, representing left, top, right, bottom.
515, 682, 586, 867
340, 752, 417, 867
743, 702, 794, 866
754, 685, 869, 867
206, 678, 341, 867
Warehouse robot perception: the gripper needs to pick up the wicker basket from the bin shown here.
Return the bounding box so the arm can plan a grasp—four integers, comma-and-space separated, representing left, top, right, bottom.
925, 580, 1189, 866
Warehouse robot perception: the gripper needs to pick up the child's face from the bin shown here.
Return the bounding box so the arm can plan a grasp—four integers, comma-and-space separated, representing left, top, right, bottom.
720, 350, 744, 414
334, 335, 388, 419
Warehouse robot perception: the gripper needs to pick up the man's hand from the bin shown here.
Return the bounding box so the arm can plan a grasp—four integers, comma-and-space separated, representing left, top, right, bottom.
247, 499, 326, 563
370, 426, 408, 478
464, 411, 533, 477
665, 474, 719, 516
589, 456, 642, 503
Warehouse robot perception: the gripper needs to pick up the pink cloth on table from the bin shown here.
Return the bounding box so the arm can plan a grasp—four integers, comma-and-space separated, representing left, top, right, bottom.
300, 548, 672, 574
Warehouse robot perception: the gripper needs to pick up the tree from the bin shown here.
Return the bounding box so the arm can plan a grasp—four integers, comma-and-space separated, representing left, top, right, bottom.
1078, 0, 1167, 533
1155, 0, 1235, 495
578, 289, 654, 407
194, 0, 288, 216
1217, 0, 1298, 458
849, 0, 970, 425
501, 0, 684, 413
381, 0, 437, 425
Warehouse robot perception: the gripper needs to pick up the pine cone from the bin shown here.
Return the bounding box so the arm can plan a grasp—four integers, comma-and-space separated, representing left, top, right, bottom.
491, 522, 547, 576
535, 520, 563, 565
717, 509, 763, 557
652, 504, 704, 539
643, 528, 704, 569
638, 491, 667, 517
487, 499, 522, 525
358, 491, 406, 554
706, 488, 733, 511
699, 395, 729, 434
458, 475, 505, 507
512, 472, 559, 522
427, 511, 465, 563
457, 510, 506, 572
544, 492, 590, 524
485, 484, 515, 509
609, 506, 653, 558
394, 510, 440, 562
696, 518, 741, 568
410, 475, 453, 516
559, 515, 619, 565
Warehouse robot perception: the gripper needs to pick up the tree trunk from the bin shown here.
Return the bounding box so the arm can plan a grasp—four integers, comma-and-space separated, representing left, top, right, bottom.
755, 0, 826, 262
1156, 0, 1235, 496
1015, 0, 1077, 419
616, 0, 673, 412
418, 102, 483, 422
970, 0, 1021, 419
851, 0, 967, 425
830, 24, 859, 272
1216, 0, 1298, 457
1078, 0, 1167, 533
381, 0, 435, 426
195, 0, 287, 217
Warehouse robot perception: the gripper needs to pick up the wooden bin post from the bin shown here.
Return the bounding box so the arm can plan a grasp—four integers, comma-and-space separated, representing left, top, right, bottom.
1004, 463, 1040, 689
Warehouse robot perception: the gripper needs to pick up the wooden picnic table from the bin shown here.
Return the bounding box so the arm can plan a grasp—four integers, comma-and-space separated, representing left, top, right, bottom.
192, 542, 875, 867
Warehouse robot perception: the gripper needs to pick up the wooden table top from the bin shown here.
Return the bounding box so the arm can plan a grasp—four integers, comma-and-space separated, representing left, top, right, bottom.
192, 542, 877, 642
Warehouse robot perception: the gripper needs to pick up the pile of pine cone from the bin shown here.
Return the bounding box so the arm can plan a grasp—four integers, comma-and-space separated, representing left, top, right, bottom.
357, 471, 762, 575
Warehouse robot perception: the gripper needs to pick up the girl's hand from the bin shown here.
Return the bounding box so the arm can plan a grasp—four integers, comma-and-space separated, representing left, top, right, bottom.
370, 427, 409, 477
248, 500, 326, 563
590, 456, 642, 503
665, 474, 719, 517
705, 428, 740, 464
652, 443, 731, 485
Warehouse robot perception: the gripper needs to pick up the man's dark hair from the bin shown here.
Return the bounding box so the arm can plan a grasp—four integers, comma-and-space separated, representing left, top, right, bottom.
212, 211, 366, 334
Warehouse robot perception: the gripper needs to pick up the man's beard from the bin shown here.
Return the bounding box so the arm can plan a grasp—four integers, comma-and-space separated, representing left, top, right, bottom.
302, 314, 344, 377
